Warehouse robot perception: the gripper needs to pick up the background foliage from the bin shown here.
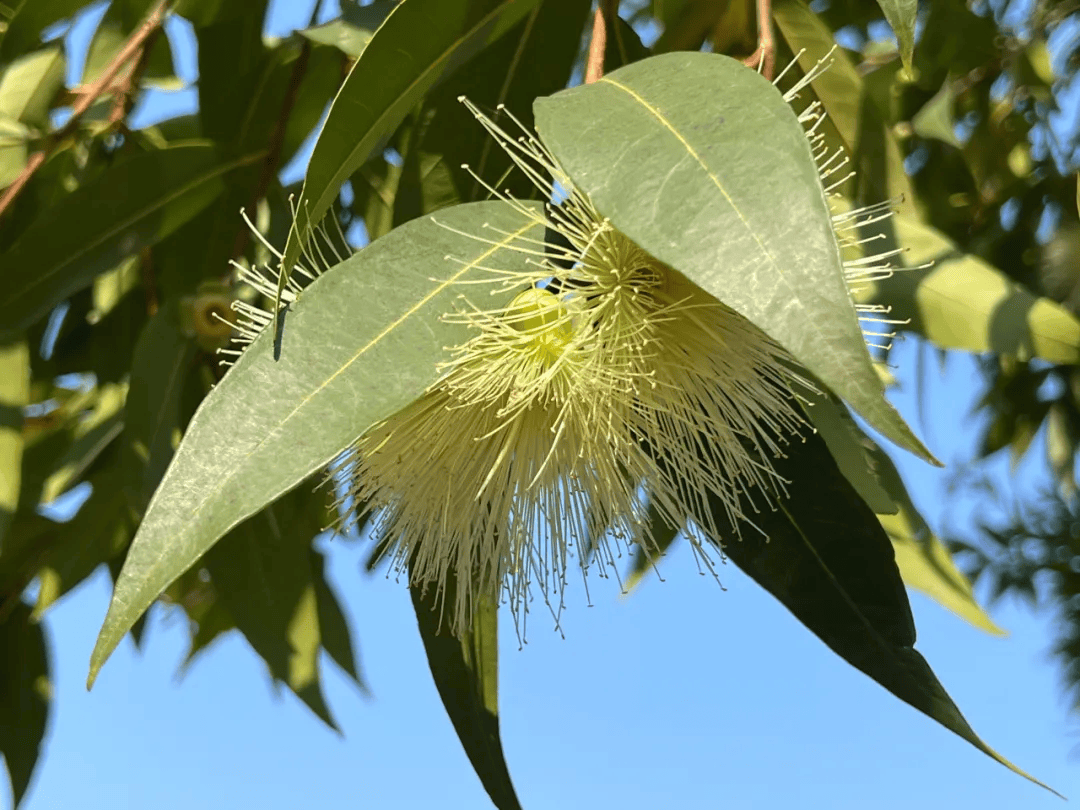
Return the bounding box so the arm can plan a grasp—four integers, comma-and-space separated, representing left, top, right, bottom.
1, 0, 1080, 806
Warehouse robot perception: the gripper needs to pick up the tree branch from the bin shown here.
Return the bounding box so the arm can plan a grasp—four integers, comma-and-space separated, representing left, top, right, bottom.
0, 0, 170, 219
742, 0, 775, 81
585, 3, 614, 85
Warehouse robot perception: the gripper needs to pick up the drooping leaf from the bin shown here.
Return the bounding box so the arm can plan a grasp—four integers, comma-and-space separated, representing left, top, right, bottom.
854, 215, 1080, 364
203, 487, 340, 729
310, 546, 367, 690
709, 428, 1053, 793
89, 201, 543, 685
412, 565, 521, 810
0, 603, 50, 810
875, 0, 917, 73
534, 52, 933, 462
0, 144, 256, 336
278, 0, 542, 290
0, 340, 28, 544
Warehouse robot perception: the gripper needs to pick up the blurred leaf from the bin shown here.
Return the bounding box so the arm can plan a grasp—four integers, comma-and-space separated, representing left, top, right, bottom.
1046, 403, 1078, 500
123, 305, 196, 515
40, 382, 126, 504
0, 340, 28, 544
89, 201, 543, 685
83, 2, 178, 90
0, 603, 49, 810
280, 0, 543, 289
0, 0, 85, 64
603, 5, 650, 70
204, 487, 340, 729
310, 546, 366, 690
412, 566, 521, 810
711, 428, 1052, 793
534, 52, 933, 462
867, 443, 1005, 635
0, 46, 64, 128
0, 115, 28, 188
0, 144, 257, 336
623, 499, 681, 592
173, 0, 267, 27
855, 215, 1080, 364
298, 0, 396, 58
912, 79, 961, 148
875, 0, 916, 73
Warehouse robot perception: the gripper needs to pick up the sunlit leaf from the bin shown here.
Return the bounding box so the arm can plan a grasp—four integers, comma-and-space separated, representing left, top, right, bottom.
89, 201, 543, 686
534, 52, 933, 462
0, 339, 28, 544
875, 0, 917, 73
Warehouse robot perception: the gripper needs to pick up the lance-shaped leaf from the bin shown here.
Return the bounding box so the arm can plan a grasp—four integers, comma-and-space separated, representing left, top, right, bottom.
278, 0, 541, 292
0, 144, 257, 336
710, 428, 1054, 794
412, 568, 521, 810
533, 52, 933, 462
89, 201, 543, 686
855, 215, 1080, 364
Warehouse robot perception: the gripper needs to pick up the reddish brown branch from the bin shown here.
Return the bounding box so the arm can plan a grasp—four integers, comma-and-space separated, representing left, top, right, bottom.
0, 0, 169, 219
742, 0, 775, 81
585, 5, 609, 85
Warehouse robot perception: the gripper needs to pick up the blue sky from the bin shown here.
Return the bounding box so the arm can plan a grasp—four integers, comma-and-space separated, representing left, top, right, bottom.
9, 2, 1080, 809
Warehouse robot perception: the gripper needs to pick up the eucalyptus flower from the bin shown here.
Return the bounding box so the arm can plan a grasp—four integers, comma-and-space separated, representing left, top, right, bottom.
228, 55, 906, 638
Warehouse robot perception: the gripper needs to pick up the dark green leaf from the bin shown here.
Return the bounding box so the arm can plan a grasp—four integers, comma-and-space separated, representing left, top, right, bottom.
83, 2, 178, 90
0, 603, 49, 809
534, 52, 933, 462
711, 428, 1054, 793
298, 0, 397, 58
412, 566, 521, 810
311, 546, 367, 690
123, 305, 196, 515
279, 0, 543, 288
0, 144, 256, 336
0, 0, 85, 64
89, 201, 543, 686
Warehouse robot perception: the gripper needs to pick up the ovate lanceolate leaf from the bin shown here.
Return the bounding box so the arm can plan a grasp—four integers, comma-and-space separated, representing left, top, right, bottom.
89, 201, 544, 685
534, 52, 933, 462
279, 0, 542, 288
412, 567, 521, 810
0, 144, 257, 336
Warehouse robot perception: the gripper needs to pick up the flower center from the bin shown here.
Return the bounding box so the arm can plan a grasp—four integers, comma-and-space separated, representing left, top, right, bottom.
506, 287, 575, 365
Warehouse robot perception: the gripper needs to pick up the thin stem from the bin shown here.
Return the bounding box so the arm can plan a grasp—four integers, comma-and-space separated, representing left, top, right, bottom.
585, 4, 611, 84
742, 0, 775, 81
0, 0, 169, 219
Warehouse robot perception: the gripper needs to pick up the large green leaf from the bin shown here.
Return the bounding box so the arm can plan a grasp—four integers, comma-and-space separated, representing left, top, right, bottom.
0, 144, 256, 336
89, 200, 543, 685
855, 215, 1080, 364
875, 0, 917, 73
203, 487, 340, 729
412, 567, 521, 810
278, 0, 542, 290
0, 603, 49, 810
710, 428, 1053, 793
0, 340, 28, 545
533, 52, 933, 462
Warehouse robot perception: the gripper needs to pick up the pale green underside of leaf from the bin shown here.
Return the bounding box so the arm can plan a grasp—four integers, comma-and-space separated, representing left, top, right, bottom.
89, 200, 544, 686
875, 0, 918, 73
534, 51, 934, 464
278, 0, 541, 293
